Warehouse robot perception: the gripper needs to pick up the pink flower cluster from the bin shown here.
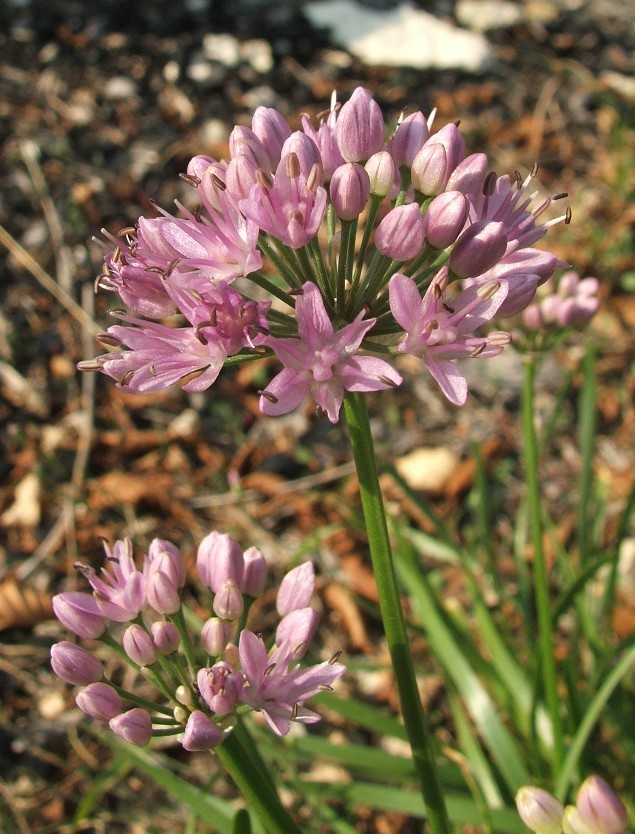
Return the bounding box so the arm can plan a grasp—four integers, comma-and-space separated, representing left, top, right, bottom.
516, 776, 629, 834
82, 86, 572, 415
51, 532, 345, 749
522, 271, 600, 331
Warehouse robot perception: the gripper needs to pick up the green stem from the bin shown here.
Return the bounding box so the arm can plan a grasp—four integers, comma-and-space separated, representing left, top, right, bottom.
521, 356, 565, 774
343, 393, 451, 834
216, 730, 303, 834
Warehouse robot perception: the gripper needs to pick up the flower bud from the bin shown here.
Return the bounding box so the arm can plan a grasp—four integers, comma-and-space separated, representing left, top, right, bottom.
276, 607, 320, 660
146, 570, 181, 615
225, 155, 258, 202
76, 682, 122, 721
213, 579, 244, 621
229, 125, 269, 169
52, 592, 106, 639
146, 539, 186, 588
516, 786, 564, 834
123, 624, 157, 666
446, 152, 488, 195
576, 776, 628, 834
330, 163, 370, 220
241, 546, 267, 597
389, 111, 429, 168
252, 106, 292, 170
276, 561, 315, 616
335, 86, 384, 162
411, 142, 448, 196
449, 221, 507, 279
109, 708, 153, 747
197, 531, 244, 593
201, 617, 232, 656
182, 710, 225, 751
51, 641, 104, 685
424, 191, 468, 249
375, 203, 426, 261
365, 151, 396, 197
281, 132, 323, 178
151, 621, 180, 655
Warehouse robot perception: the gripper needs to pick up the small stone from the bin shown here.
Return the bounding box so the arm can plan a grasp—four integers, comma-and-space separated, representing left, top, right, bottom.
455, 0, 524, 32
202, 33, 240, 67
240, 39, 274, 74
102, 76, 138, 101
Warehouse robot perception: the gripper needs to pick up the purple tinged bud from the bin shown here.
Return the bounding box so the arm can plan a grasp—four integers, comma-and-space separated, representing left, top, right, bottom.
151, 621, 180, 655
52, 592, 106, 639
228, 125, 269, 169
182, 710, 225, 751
446, 152, 488, 195
516, 787, 564, 834
213, 579, 244, 621
251, 106, 292, 170
225, 155, 258, 202
389, 111, 430, 168
276, 607, 320, 660
449, 221, 508, 279
364, 151, 396, 197
197, 531, 244, 593
280, 132, 323, 178
522, 303, 544, 330
76, 682, 122, 721
424, 191, 469, 249
335, 86, 385, 163
329, 163, 370, 220
411, 143, 448, 196
146, 570, 181, 615
375, 203, 426, 261
186, 154, 215, 182
123, 624, 157, 666
241, 546, 267, 597
276, 561, 315, 616
201, 617, 231, 656
51, 641, 104, 685
576, 776, 628, 834
146, 539, 186, 588
109, 708, 153, 747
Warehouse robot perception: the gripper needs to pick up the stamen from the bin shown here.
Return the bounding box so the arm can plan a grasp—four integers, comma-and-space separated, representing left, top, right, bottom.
95, 332, 122, 347
476, 280, 501, 301
471, 343, 487, 357
442, 302, 456, 314
256, 169, 273, 189
378, 374, 399, 387
212, 174, 226, 191
286, 152, 301, 179
565, 205, 572, 224
119, 370, 135, 386
77, 359, 101, 372
178, 367, 209, 386
329, 651, 342, 664
552, 192, 568, 200
179, 173, 201, 187
117, 226, 136, 238
483, 171, 497, 196
259, 390, 279, 404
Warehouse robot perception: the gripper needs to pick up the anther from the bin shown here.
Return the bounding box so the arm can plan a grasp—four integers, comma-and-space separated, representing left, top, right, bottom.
95, 332, 122, 347
471, 343, 487, 357
259, 390, 279, 404
378, 374, 399, 388
483, 171, 497, 196
286, 152, 301, 179
329, 651, 342, 664
212, 174, 226, 191
442, 302, 455, 314
552, 192, 568, 200
256, 169, 273, 189
179, 173, 201, 187
565, 205, 572, 224
118, 226, 136, 238
178, 368, 208, 387
119, 370, 135, 386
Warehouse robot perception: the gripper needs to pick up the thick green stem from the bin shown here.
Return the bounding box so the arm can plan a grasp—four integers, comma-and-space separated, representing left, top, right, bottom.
343, 393, 451, 834
216, 730, 303, 834
521, 356, 565, 774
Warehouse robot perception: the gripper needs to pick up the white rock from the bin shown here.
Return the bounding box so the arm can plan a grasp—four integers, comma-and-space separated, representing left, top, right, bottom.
304, 0, 492, 72
202, 33, 241, 67
240, 39, 274, 74
395, 446, 459, 493
102, 76, 138, 101
455, 0, 523, 32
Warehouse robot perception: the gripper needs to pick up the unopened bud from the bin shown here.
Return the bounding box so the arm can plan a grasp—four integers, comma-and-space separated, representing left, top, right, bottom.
213, 579, 244, 621
576, 776, 628, 834
109, 708, 153, 747
76, 682, 122, 721
51, 641, 104, 685
123, 624, 157, 666
516, 786, 564, 834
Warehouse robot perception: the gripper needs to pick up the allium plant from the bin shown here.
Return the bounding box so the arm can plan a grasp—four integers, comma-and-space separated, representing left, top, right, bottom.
52, 533, 344, 833
74, 86, 577, 834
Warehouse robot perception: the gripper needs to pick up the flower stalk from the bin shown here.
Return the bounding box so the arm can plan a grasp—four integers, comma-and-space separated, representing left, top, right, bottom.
521, 355, 565, 774
344, 391, 451, 834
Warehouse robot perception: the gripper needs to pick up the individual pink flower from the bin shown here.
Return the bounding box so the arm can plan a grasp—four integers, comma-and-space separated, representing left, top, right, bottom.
335, 86, 385, 163
75, 538, 146, 622
276, 561, 315, 616
50, 642, 104, 685
88, 315, 227, 394
52, 592, 106, 639
260, 282, 402, 423
241, 153, 327, 249
109, 708, 153, 747
389, 269, 509, 405
238, 630, 345, 735
197, 662, 244, 716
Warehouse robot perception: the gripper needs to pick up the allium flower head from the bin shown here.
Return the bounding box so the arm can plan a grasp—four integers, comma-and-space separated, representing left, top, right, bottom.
83, 85, 570, 411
